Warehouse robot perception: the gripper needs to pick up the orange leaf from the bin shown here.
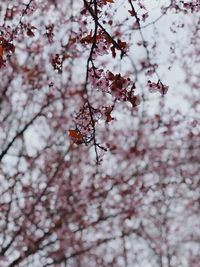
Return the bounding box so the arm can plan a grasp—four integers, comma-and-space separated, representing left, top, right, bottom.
81, 30, 93, 43
104, 0, 114, 4
106, 114, 113, 123
0, 46, 3, 57
108, 71, 115, 81
54, 219, 62, 228
105, 34, 112, 43
118, 40, 127, 49
69, 129, 82, 139
63, 54, 70, 59
128, 10, 134, 16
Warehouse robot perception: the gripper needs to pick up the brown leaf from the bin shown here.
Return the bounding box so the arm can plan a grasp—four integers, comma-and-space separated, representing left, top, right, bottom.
0, 46, 3, 57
